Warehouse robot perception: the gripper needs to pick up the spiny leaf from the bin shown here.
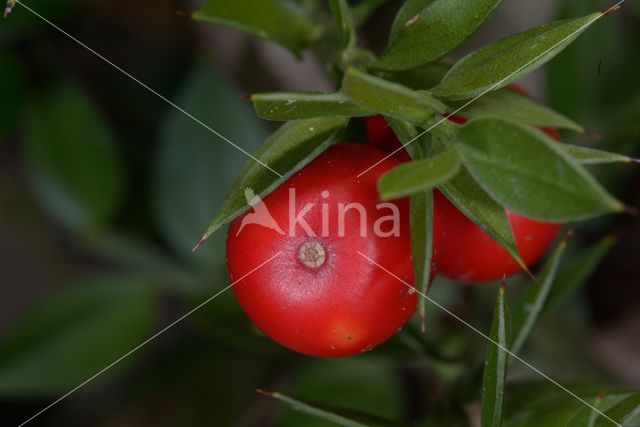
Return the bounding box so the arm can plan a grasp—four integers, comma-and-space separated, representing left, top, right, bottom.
258, 390, 400, 427
593, 392, 640, 427
193, 0, 317, 56
378, 0, 503, 71
251, 92, 374, 121
343, 67, 446, 127
196, 117, 347, 249
432, 13, 602, 100
511, 239, 567, 355
410, 191, 434, 332
378, 59, 453, 91
440, 167, 527, 274
543, 235, 617, 315
386, 117, 424, 159
562, 144, 639, 165
504, 389, 637, 427
378, 146, 460, 200
456, 117, 623, 221
329, 0, 355, 49
370, 118, 437, 330
481, 285, 511, 427
565, 393, 606, 427
454, 88, 584, 133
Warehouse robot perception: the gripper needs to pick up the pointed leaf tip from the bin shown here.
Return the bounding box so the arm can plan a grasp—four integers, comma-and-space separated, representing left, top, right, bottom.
192, 236, 207, 252
481, 285, 510, 427
456, 118, 623, 221
433, 13, 602, 100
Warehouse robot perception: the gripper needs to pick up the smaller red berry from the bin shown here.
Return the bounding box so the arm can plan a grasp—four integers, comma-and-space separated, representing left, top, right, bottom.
432, 190, 561, 283
437, 101, 562, 283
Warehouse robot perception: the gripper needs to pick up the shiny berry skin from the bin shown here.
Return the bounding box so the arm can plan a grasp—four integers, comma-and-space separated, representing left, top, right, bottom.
226, 143, 416, 357
432, 190, 561, 283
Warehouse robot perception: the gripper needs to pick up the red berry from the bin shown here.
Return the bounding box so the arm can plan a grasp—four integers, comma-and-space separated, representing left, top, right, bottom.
433, 191, 561, 283
436, 113, 561, 283
226, 143, 416, 357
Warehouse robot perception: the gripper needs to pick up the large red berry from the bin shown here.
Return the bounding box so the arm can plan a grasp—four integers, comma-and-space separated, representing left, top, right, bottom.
226, 143, 416, 357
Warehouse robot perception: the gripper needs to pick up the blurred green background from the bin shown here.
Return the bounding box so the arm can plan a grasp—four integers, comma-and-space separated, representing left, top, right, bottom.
1, 0, 639, 425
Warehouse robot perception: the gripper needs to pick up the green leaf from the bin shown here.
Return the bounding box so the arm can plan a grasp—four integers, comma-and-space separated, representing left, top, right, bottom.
593, 392, 640, 427
511, 239, 567, 355
379, 59, 453, 91
440, 167, 527, 273
24, 85, 125, 231
386, 120, 437, 330
505, 389, 637, 427
197, 117, 348, 247
0, 277, 155, 397
505, 382, 638, 417
543, 235, 616, 315
0, 52, 24, 137
193, 0, 317, 55
456, 118, 623, 221
562, 145, 638, 165
378, 0, 503, 71
281, 358, 403, 426
343, 67, 446, 127
251, 92, 374, 121
387, 0, 435, 43
410, 190, 434, 331
386, 117, 425, 159
152, 64, 266, 258
378, 146, 460, 200
432, 13, 602, 100
329, 0, 355, 49
481, 286, 510, 427
260, 390, 399, 427
455, 88, 584, 133
565, 394, 606, 427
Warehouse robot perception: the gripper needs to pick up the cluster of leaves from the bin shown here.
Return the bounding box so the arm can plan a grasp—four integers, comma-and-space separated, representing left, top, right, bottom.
195, 0, 634, 323
187, 0, 640, 425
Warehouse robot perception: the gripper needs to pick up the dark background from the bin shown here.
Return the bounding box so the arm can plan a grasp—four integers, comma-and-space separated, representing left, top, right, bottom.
1, 0, 639, 425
